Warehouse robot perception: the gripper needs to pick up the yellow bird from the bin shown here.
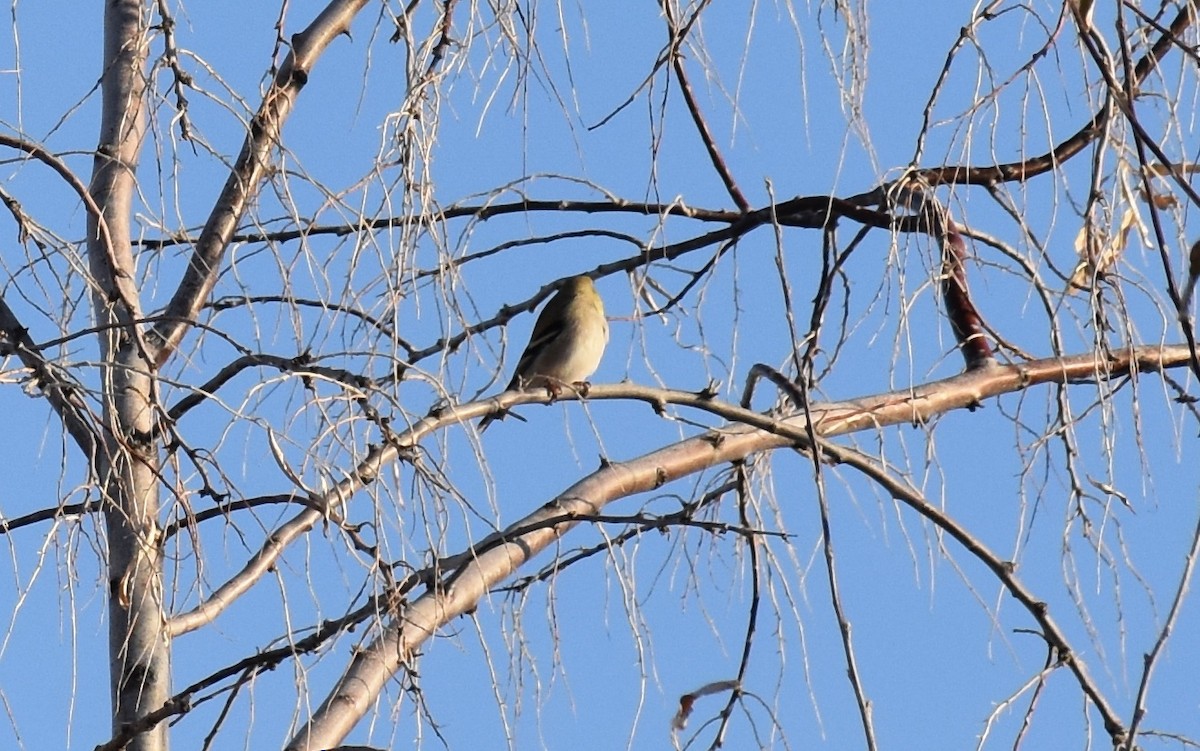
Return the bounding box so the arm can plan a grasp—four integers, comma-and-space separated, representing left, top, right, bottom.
479, 275, 608, 431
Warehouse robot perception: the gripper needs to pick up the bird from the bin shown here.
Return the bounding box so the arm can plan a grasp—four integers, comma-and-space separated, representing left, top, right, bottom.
478, 275, 608, 431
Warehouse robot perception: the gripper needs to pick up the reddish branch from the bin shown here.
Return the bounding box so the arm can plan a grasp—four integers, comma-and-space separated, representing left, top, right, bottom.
131, 0, 1198, 269
916, 3, 1195, 187
926, 204, 995, 370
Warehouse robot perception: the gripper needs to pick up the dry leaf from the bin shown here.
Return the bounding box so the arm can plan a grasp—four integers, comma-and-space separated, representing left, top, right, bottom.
671, 680, 740, 732
1069, 209, 1138, 290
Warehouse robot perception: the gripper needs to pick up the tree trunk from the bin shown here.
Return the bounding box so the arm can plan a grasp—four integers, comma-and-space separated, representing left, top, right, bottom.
88, 2, 169, 749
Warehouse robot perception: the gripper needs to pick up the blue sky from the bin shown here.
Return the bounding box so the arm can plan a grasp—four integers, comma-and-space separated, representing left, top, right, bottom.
0, 2, 1198, 750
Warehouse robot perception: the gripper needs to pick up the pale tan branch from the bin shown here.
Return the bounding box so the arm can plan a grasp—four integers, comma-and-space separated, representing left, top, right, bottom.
285, 344, 1192, 749
166, 343, 1196, 643
147, 0, 372, 367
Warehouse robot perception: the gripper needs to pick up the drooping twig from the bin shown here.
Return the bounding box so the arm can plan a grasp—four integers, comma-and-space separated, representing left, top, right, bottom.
153, 0, 194, 143
148, 0, 374, 367
915, 3, 1195, 188
280, 345, 1192, 748
662, 0, 751, 212
820, 443, 1127, 746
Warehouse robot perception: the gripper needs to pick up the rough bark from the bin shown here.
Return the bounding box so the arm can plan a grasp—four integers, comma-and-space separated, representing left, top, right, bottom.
88, 2, 169, 750
285, 344, 1193, 749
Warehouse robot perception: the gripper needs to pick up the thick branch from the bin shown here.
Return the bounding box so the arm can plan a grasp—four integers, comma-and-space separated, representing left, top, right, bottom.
284, 344, 1191, 749
90, 4, 165, 751
147, 0, 371, 367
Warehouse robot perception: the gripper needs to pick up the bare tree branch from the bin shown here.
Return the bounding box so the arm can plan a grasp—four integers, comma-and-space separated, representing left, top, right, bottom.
285, 343, 1190, 748
147, 0, 373, 366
